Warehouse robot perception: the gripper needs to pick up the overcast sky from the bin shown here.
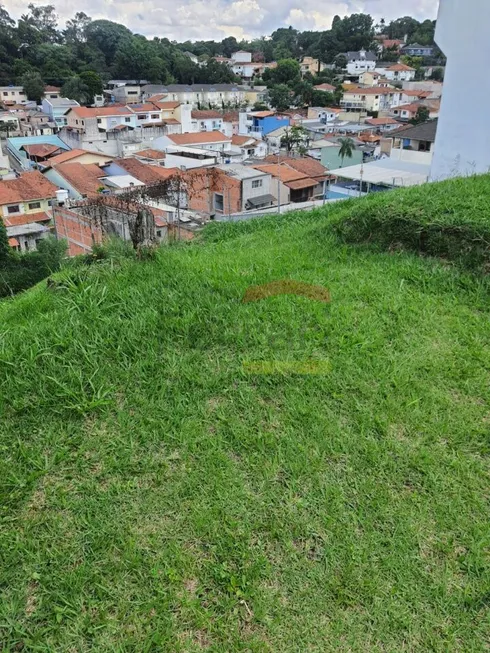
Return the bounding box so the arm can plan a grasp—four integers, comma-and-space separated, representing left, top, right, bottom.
3, 0, 439, 41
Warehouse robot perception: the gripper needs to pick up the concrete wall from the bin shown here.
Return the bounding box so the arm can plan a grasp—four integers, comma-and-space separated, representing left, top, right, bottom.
430, 0, 490, 179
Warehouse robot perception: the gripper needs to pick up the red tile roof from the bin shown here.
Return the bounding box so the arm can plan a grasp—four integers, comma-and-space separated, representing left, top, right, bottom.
4, 211, 51, 227
166, 131, 230, 146
0, 171, 58, 204
286, 177, 317, 190
68, 106, 133, 118
8, 237, 19, 247
114, 158, 178, 184
46, 148, 112, 166
21, 144, 63, 158
153, 101, 181, 110
44, 85, 61, 92
55, 163, 107, 197
191, 110, 222, 119
222, 111, 239, 122
134, 149, 166, 160
252, 111, 276, 118
387, 63, 415, 71
314, 83, 336, 92
365, 117, 400, 125
280, 158, 328, 180
231, 135, 256, 146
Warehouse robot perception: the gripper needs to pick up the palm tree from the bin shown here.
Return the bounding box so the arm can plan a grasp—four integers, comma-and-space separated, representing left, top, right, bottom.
338, 137, 355, 167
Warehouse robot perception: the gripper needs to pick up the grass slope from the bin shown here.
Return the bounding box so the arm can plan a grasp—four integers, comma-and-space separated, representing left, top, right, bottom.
1, 198, 490, 651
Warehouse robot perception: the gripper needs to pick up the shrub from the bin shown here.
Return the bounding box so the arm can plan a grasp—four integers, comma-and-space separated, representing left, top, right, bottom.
0, 237, 67, 297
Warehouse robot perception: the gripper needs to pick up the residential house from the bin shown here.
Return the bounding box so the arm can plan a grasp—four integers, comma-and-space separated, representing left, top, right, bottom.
402, 80, 443, 97
42, 97, 80, 129
20, 143, 66, 165
221, 111, 240, 137
40, 148, 114, 168
104, 158, 177, 186
379, 39, 404, 53
104, 80, 149, 104
183, 51, 199, 64
230, 51, 255, 81
43, 162, 108, 199
185, 164, 274, 217
391, 99, 440, 122
242, 85, 268, 107
307, 107, 342, 123
239, 111, 290, 137
44, 85, 61, 99
0, 86, 26, 105
230, 135, 267, 160
359, 71, 382, 86
133, 149, 166, 166
301, 57, 325, 76
314, 83, 336, 93
6, 135, 70, 170
401, 43, 434, 57
341, 87, 402, 113
430, 0, 485, 178
25, 110, 56, 136
389, 120, 438, 156
382, 64, 416, 82
191, 110, 224, 132
0, 110, 20, 135
142, 84, 247, 109
253, 161, 328, 203
0, 170, 57, 251
365, 117, 401, 132
346, 50, 377, 75
154, 131, 232, 155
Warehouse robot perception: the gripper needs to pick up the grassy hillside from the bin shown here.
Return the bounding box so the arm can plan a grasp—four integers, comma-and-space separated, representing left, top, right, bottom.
1, 182, 490, 651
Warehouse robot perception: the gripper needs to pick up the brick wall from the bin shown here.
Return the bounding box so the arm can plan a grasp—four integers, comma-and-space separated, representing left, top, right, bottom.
54, 206, 103, 256
185, 168, 242, 217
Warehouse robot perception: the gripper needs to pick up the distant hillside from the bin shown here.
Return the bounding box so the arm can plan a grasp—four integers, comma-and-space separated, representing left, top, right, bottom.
1, 177, 489, 651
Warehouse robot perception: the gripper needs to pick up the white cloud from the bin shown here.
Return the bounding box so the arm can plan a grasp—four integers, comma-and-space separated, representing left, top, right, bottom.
2, 0, 439, 41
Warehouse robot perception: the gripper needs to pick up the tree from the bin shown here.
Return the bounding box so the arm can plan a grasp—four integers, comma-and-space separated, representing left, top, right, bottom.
311, 89, 335, 107
79, 71, 103, 101
253, 102, 269, 111
64, 12, 91, 44
267, 84, 292, 111
280, 125, 310, 154
0, 215, 10, 264
429, 67, 444, 82
338, 137, 355, 167
21, 71, 44, 101
85, 19, 131, 67
264, 58, 301, 87
334, 53, 347, 69
292, 80, 313, 106
61, 75, 91, 104
410, 106, 430, 125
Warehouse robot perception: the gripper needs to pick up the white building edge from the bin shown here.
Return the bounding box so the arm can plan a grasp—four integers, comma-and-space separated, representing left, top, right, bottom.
430, 0, 490, 180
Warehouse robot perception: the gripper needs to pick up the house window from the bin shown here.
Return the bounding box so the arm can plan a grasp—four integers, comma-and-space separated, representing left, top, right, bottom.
151, 114, 159, 119
252, 180, 263, 189
7, 204, 20, 214
28, 201, 41, 210
124, 117, 131, 123
97, 118, 102, 124
127, 91, 138, 95
137, 114, 146, 120
2, 91, 7, 96
157, 230, 162, 237
214, 193, 224, 212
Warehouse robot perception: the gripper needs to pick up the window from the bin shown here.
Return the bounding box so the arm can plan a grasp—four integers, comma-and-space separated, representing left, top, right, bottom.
2, 91, 7, 96
124, 117, 131, 123
24, 240, 29, 250
157, 230, 162, 238
151, 114, 159, 119
214, 193, 224, 212
127, 90, 138, 95
7, 205, 20, 214
97, 118, 102, 124
252, 179, 262, 188
137, 114, 146, 120
28, 202, 41, 210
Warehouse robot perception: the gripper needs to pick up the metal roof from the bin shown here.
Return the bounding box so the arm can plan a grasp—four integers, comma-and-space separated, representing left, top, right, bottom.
329, 158, 431, 187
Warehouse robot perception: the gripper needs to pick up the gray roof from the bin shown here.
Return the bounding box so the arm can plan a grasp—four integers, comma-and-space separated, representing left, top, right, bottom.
143, 84, 244, 94
346, 51, 377, 62
218, 163, 267, 180
390, 119, 438, 142
402, 43, 433, 50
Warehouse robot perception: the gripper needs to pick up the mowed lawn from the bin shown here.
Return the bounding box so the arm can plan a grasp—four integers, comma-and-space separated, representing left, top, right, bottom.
1, 210, 489, 651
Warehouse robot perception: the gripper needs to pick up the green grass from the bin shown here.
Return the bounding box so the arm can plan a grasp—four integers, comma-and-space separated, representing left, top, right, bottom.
1, 192, 490, 651
331, 174, 490, 270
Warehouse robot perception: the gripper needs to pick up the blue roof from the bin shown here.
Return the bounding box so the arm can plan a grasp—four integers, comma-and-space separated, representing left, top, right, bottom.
6, 135, 70, 170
